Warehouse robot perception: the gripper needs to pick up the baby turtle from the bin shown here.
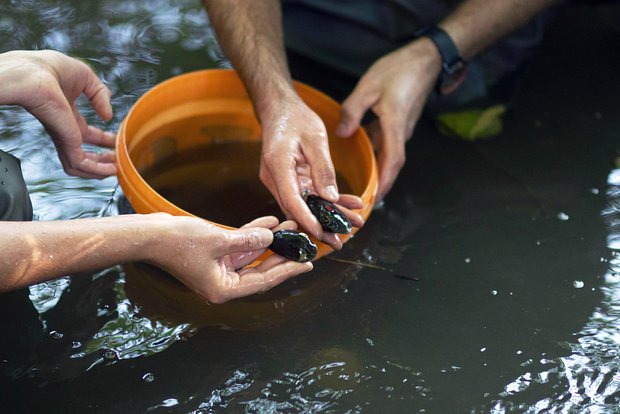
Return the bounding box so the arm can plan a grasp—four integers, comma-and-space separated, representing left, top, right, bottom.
269, 230, 317, 262
306, 195, 352, 234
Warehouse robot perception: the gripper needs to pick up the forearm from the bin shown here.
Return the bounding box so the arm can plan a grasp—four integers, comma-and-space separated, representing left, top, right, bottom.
203, 0, 297, 121
440, 0, 557, 60
0, 214, 166, 291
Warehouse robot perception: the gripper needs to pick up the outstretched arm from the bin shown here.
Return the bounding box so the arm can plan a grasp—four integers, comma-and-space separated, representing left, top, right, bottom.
0, 214, 312, 303
337, 0, 557, 202
203, 0, 363, 249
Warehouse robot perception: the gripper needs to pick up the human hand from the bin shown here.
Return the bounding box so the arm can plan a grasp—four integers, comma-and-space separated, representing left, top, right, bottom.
151, 215, 313, 304
335, 38, 442, 202
259, 96, 365, 249
0, 50, 116, 179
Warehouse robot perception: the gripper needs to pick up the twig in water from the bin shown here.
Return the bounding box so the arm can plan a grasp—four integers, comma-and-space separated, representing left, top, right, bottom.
323, 257, 419, 282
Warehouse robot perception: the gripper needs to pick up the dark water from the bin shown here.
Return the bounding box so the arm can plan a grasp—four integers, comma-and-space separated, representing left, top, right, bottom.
141, 140, 353, 228
1, 1, 620, 413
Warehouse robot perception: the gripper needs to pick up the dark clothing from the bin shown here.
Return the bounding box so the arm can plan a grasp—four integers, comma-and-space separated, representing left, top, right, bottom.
0, 150, 33, 221
0, 149, 39, 381
282, 0, 549, 110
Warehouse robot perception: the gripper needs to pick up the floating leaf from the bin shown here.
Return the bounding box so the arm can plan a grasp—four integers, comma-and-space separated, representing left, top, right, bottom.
436, 104, 507, 141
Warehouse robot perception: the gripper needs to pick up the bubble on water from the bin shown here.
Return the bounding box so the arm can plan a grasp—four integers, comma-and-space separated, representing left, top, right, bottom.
142, 372, 155, 383
366, 338, 375, 347
50, 330, 63, 339
491, 290, 498, 296
465, 257, 471, 263
72, 341, 81, 349
480, 347, 487, 352
103, 350, 118, 360
557, 212, 570, 221
590, 188, 600, 195
573, 280, 585, 289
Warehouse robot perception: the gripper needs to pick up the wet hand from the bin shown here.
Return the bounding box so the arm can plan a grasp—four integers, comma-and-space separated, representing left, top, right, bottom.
152, 215, 313, 304
259, 97, 364, 249
335, 38, 442, 202
0, 50, 116, 179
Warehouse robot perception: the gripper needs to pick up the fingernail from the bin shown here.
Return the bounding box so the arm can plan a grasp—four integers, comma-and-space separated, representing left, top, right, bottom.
325, 185, 339, 201
335, 123, 347, 137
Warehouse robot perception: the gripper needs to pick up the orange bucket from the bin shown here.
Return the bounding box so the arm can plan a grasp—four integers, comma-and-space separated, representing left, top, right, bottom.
116, 69, 378, 261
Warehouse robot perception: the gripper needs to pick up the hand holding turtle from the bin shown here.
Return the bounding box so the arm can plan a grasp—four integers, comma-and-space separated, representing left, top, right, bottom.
150, 215, 313, 303
259, 95, 365, 249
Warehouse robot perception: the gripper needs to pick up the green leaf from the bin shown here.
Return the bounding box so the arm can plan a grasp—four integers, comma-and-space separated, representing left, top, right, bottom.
436, 104, 507, 141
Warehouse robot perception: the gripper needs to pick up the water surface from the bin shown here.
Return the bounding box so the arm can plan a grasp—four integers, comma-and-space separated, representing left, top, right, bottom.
1, 1, 619, 412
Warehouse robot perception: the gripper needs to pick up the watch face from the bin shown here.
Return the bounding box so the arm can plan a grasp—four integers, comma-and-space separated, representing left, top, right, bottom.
439, 60, 468, 95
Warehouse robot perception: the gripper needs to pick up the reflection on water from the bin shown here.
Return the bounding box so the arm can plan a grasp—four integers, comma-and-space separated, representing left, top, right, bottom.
491, 169, 620, 412
1, 0, 216, 378
1, 0, 620, 412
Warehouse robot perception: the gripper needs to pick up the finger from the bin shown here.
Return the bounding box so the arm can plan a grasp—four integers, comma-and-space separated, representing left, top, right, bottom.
61, 149, 117, 179
229, 249, 267, 269
261, 154, 299, 216
264, 155, 324, 239
216, 227, 274, 256
376, 114, 407, 201
336, 81, 378, 138
83, 125, 116, 149
250, 252, 290, 271
29, 98, 107, 179
279, 192, 324, 241
334, 204, 364, 228
301, 134, 339, 203
337, 194, 364, 210
57, 104, 117, 178
226, 261, 313, 299
81, 65, 113, 121
273, 220, 298, 232
240, 216, 280, 230
318, 231, 343, 250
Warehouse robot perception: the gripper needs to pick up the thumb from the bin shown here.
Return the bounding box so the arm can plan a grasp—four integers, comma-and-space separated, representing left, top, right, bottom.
217, 227, 274, 255
336, 85, 376, 138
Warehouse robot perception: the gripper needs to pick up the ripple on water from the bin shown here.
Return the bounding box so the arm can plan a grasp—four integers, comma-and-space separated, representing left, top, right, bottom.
487, 170, 620, 413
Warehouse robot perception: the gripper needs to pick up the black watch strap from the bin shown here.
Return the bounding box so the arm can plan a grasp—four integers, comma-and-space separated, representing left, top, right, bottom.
416, 26, 468, 95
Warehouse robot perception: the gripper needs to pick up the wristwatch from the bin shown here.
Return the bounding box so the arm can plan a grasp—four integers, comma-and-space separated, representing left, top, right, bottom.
416, 26, 468, 95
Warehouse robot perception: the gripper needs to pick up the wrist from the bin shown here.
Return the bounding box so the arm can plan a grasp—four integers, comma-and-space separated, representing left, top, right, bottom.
407, 36, 443, 77
254, 81, 301, 125
137, 213, 178, 265
415, 26, 468, 95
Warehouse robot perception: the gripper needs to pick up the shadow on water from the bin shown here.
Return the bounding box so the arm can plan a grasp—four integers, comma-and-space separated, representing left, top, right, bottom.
1, 0, 620, 413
